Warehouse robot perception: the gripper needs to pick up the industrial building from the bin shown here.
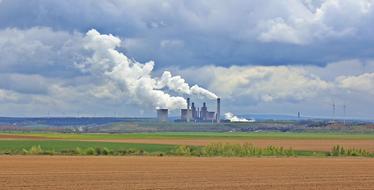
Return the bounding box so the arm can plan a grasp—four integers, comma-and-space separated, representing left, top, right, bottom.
156, 109, 168, 122
179, 97, 221, 123
157, 97, 221, 123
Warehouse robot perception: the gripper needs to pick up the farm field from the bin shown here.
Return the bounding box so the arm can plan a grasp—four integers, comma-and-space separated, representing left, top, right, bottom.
0, 140, 176, 154
1, 132, 374, 152
1, 156, 374, 190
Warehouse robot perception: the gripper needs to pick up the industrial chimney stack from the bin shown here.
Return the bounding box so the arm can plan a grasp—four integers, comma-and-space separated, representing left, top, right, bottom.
187, 98, 190, 110
216, 98, 220, 123
187, 98, 190, 122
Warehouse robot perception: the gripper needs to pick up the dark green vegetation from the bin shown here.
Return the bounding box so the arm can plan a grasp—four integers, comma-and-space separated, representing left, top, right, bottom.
327, 145, 373, 157
0, 140, 315, 157
174, 143, 299, 157
0, 140, 176, 155
0, 139, 372, 157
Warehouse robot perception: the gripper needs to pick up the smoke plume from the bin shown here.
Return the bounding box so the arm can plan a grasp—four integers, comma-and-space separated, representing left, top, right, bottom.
80, 29, 217, 110
224, 112, 254, 122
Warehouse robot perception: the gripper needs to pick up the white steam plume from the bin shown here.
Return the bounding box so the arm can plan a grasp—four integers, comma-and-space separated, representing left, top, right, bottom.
80, 29, 216, 110
190, 85, 218, 99
224, 112, 255, 122
156, 71, 191, 94
156, 71, 218, 99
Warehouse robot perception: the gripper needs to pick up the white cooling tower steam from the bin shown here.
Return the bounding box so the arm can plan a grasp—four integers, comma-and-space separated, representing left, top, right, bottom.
190, 85, 218, 99
157, 71, 218, 99
80, 29, 217, 110
224, 112, 254, 122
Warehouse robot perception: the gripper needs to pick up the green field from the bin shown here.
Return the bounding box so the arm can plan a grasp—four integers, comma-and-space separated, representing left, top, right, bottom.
4, 131, 374, 140
0, 140, 176, 154
0, 139, 330, 157
1, 131, 374, 157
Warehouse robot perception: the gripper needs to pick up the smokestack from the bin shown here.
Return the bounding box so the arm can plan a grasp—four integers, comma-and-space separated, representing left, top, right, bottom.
216, 98, 221, 123
187, 98, 190, 109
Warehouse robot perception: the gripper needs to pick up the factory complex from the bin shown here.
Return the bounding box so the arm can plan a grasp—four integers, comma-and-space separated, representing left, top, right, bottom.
157, 98, 221, 123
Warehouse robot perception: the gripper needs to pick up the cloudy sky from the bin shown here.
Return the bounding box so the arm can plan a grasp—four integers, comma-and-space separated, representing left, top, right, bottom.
0, 0, 374, 119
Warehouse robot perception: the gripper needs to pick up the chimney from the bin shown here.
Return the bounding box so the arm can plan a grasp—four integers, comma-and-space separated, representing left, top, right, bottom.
187, 98, 190, 110
216, 98, 220, 123
187, 97, 190, 122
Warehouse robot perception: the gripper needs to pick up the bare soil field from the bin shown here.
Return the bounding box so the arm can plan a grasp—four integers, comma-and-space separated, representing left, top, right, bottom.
1, 156, 374, 190
86, 138, 374, 152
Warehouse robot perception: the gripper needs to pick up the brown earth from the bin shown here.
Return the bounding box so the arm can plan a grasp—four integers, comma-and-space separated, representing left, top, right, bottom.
1, 156, 374, 190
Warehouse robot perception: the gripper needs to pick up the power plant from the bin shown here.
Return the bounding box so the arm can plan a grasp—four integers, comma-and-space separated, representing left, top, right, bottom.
157, 98, 221, 123
156, 109, 169, 122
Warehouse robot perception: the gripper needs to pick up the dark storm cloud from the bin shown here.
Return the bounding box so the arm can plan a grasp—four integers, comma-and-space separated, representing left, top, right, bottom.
1, 0, 373, 68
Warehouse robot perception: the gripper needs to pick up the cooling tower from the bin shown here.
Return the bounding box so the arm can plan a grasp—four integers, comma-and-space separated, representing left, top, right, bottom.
157, 109, 168, 122
181, 109, 192, 121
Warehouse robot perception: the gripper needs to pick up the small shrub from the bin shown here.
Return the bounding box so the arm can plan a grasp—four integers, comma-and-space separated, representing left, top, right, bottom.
102, 147, 110, 155
75, 147, 84, 155
85, 147, 95, 155
127, 149, 137, 154
116, 149, 128, 155
136, 149, 145, 155
60, 149, 78, 155
23, 145, 44, 155
175, 145, 193, 156
329, 145, 373, 157
201, 143, 295, 157
94, 147, 103, 155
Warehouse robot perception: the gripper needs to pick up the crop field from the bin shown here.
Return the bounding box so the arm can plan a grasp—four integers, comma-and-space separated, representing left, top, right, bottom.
1, 132, 374, 152
1, 132, 374, 189
1, 156, 374, 190
0, 140, 176, 154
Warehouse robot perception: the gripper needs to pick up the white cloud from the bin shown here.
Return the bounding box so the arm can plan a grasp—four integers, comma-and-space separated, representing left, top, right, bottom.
337, 72, 374, 94
257, 0, 374, 44
0, 27, 84, 75
258, 17, 305, 44
179, 65, 331, 102
0, 89, 20, 102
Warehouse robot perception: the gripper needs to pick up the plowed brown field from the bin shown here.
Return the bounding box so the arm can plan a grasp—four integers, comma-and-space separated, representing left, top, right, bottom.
1, 156, 374, 190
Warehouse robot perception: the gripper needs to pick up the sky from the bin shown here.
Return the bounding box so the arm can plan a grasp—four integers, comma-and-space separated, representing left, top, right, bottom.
0, 0, 374, 119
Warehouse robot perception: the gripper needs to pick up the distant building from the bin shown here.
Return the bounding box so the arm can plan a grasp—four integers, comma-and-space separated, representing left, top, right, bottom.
181, 109, 192, 121
158, 97, 221, 123
200, 102, 208, 120
191, 102, 197, 119
206, 111, 215, 121
157, 109, 168, 122
180, 98, 221, 123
